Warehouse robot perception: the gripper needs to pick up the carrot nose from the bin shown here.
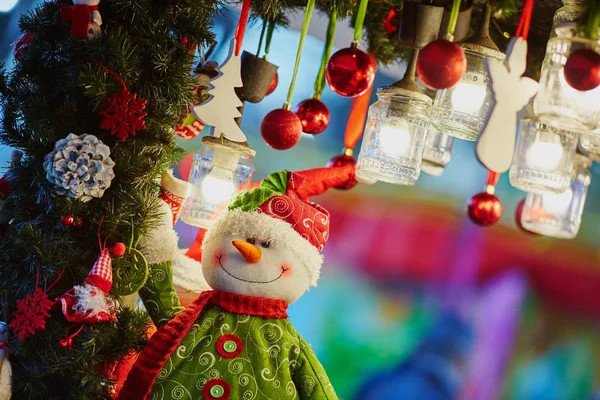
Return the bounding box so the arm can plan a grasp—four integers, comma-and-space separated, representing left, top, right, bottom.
232, 240, 262, 263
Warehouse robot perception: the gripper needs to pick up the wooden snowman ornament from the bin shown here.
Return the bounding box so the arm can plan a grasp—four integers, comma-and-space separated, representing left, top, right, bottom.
0, 322, 11, 400
476, 37, 539, 173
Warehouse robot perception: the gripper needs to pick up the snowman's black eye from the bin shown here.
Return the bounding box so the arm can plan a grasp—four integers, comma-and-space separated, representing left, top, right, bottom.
261, 241, 270, 248
246, 238, 255, 244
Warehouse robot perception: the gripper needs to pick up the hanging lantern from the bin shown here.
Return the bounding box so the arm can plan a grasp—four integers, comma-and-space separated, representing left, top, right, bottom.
430, 3, 505, 141
421, 128, 454, 176
180, 136, 255, 228
509, 116, 579, 193
580, 131, 600, 162
534, 24, 600, 133
356, 49, 431, 186
520, 153, 592, 239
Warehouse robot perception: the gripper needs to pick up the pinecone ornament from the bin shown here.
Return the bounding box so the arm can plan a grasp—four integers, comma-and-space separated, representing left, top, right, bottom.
44, 134, 115, 202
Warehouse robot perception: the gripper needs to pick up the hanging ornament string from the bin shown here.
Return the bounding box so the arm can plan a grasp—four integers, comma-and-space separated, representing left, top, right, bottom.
485, 171, 500, 193
515, 0, 535, 40
583, 0, 600, 40
256, 17, 268, 57
264, 19, 276, 59
234, 0, 252, 56
446, 0, 461, 39
285, 0, 316, 107
353, 0, 369, 43
344, 71, 374, 151
314, 10, 337, 99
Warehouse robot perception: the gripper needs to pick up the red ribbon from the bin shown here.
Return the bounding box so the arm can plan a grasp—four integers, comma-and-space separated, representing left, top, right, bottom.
515, 0, 535, 40
343, 54, 376, 150
0, 341, 8, 351
382, 7, 399, 36
234, 0, 251, 56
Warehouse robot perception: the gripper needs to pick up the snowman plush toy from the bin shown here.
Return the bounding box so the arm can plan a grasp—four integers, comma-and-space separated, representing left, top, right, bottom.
119, 167, 355, 400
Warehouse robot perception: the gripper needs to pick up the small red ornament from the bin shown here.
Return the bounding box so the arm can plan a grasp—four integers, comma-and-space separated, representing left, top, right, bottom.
563, 49, 600, 91
326, 154, 357, 190
12, 32, 34, 60
100, 88, 148, 142
295, 98, 330, 134
326, 46, 376, 98
61, 215, 74, 226
467, 192, 502, 226
417, 40, 467, 90
203, 379, 231, 400
261, 108, 303, 150
59, 337, 73, 350
9, 287, 54, 341
266, 73, 278, 96
515, 198, 539, 235
110, 242, 127, 257
73, 216, 83, 228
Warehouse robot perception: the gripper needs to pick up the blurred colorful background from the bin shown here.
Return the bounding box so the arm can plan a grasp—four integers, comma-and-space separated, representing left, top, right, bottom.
3, 2, 600, 399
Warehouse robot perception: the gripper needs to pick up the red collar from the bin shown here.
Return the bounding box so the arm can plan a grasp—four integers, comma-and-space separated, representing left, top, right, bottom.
210, 291, 288, 319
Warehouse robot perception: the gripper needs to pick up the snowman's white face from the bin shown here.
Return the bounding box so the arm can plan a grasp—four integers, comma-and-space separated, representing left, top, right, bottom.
202, 221, 314, 304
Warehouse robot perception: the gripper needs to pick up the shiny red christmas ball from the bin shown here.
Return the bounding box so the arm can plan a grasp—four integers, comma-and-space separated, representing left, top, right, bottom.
467, 192, 502, 226
266, 73, 278, 96
261, 108, 303, 150
73, 216, 83, 228
326, 154, 357, 190
564, 49, 600, 91
110, 242, 127, 257
295, 98, 330, 134
326, 46, 376, 98
417, 39, 467, 90
515, 199, 540, 235
61, 215, 74, 226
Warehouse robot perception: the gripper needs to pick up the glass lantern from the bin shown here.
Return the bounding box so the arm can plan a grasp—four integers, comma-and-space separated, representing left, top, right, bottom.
551, 1, 587, 38
421, 127, 454, 176
520, 153, 591, 239
180, 136, 255, 228
580, 131, 600, 163
355, 87, 432, 186
509, 116, 579, 193
430, 44, 505, 141
534, 24, 600, 133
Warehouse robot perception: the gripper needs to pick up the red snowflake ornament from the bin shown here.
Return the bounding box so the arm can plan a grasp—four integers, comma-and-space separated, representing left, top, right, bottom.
9, 287, 54, 341
99, 88, 148, 142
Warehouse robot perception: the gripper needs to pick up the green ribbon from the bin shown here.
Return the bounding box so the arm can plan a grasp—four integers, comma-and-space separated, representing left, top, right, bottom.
286, 0, 316, 104
447, 0, 462, 37
353, 0, 369, 42
314, 10, 337, 98
256, 17, 268, 56
265, 19, 276, 56
584, 0, 600, 40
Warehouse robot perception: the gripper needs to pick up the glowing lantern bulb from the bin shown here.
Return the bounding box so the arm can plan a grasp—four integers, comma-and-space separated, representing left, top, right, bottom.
451, 82, 487, 114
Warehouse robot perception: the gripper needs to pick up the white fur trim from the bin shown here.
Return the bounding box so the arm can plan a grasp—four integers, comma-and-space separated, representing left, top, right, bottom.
72, 284, 114, 317
139, 200, 179, 265
203, 210, 323, 286
172, 250, 211, 292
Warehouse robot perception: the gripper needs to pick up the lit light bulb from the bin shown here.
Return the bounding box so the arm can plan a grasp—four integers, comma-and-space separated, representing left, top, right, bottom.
451, 82, 487, 114
0, 0, 19, 12
525, 141, 564, 170
559, 68, 600, 102
542, 188, 572, 215
201, 167, 236, 204
379, 118, 412, 158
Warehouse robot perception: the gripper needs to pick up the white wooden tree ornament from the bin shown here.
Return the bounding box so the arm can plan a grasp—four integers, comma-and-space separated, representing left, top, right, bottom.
191, 39, 247, 143
476, 37, 539, 173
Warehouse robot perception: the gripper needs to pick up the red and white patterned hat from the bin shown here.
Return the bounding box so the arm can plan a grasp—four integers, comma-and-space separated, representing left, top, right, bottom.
84, 248, 113, 293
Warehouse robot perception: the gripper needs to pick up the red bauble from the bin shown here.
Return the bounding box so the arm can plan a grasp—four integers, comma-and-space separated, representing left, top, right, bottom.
260, 108, 303, 150
564, 49, 600, 91
417, 40, 467, 90
326, 154, 357, 190
110, 242, 127, 257
61, 215, 74, 226
266, 73, 278, 96
326, 47, 376, 98
467, 192, 502, 226
295, 98, 330, 134
515, 199, 540, 235
73, 216, 83, 228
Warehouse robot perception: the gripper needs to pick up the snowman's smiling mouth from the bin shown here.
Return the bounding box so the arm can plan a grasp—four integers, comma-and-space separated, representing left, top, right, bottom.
216, 255, 286, 284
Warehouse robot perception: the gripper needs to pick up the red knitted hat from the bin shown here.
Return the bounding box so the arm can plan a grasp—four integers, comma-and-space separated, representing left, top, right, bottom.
84, 248, 113, 293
